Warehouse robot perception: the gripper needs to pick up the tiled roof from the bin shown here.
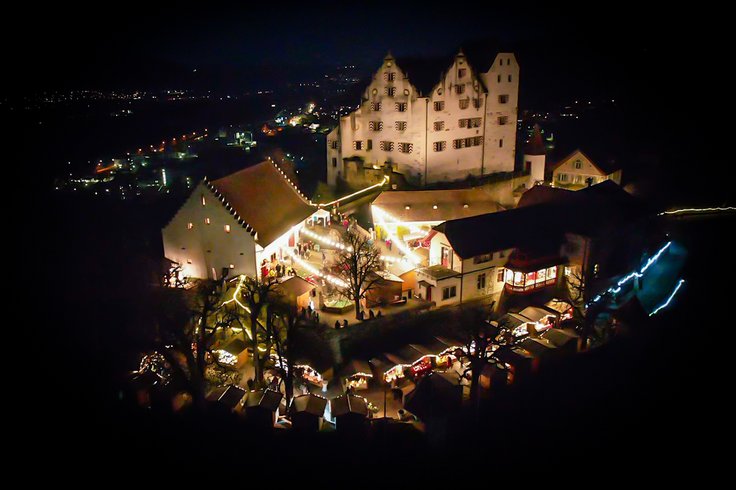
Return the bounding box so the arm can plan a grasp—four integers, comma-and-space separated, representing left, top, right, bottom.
209, 160, 315, 247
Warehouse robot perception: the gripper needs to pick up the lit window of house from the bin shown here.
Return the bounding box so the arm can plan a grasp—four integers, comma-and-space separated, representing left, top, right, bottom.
434, 121, 445, 131
229, 264, 235, 269
395, 121, 407, 131
224, 225, 231, 233
395, 102, 407, 112
574, 160, 583, 169
558, 173, 569, 182
433, 141, 446, 152
187, 222, 193, 230
498, 94, 509, 104
380, 141, 394, 151
434, 101, 444, 111
442, 286, 457, 300
369, 121, 383, 131
205, 218, 211, 225
398, 143, 413, 153
497, 268, 505, 282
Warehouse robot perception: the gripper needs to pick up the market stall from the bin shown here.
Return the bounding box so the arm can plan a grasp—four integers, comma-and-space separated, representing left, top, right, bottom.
338, 359, 373, 391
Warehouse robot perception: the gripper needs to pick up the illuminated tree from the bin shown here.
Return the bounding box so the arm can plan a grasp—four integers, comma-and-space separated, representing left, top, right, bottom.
334, 229, 382, 320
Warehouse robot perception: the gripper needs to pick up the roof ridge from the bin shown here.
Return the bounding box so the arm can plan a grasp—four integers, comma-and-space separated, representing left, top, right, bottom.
267, 158, 315, 206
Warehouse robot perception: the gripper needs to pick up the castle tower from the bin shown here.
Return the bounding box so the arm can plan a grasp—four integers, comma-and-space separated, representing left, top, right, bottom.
523, 123, 546, 185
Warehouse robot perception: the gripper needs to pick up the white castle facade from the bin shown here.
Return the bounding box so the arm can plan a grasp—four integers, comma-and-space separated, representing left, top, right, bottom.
326, 51, 519, 187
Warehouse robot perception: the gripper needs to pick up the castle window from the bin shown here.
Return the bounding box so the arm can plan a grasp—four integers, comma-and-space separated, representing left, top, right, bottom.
370, 102, 381, 112
398, 142, 413, 154
499, 94, 509, 104
434, 121, 445, 131
508, 75, 512, 82
369, 121, 383, 131
353, 140, 364, 150
332, 157, 337, 167
330, 140, 339, 149
497, 75, 501, 83
385, 87, 396, 97
187, 222, 193, 230
499, 139, 504, 148
498, 116, 508, 125
473, 98, 481, 109
385, 72, 396, 82
459, 98, 469, 110
395, 121, 407, 131
459, 118, 482, 128
395, 102, 407, 112
434, 141, 446, 152
500, 59, 504, 66
380, 141, 394, 152
367, 140, 373, 150
434, 101, 444, 111
458, 68, 467, 78
456, 84, 465, 95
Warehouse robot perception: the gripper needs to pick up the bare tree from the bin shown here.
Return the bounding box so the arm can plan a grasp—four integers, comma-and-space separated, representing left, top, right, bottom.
454, 303, 501, 419
334, 229, 382, 320
153, 279, 228, 410
237, 276, 281, 389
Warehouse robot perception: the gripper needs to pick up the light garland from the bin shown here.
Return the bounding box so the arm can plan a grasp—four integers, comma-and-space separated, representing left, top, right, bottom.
315, 175, 389, 208
659, 206, 735, 216
300, 227, 352, 251
284, 248, 348, 287
588, 241, 673, 307
371, 206, 421, 265
649, 279, 685, 316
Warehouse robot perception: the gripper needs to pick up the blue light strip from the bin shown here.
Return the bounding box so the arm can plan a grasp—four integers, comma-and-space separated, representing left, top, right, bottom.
587, 241, 673, 307
649, 279, 685, 316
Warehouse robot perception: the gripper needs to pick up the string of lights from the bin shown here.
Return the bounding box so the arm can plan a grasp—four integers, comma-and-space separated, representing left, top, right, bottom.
659, 206, 735, 216
649, 279, 685, 316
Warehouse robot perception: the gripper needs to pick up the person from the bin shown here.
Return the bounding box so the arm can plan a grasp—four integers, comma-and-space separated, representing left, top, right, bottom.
343, 319, 348, 329
322, 250, 326, 261
376, 310, 382, 318
313, 311, 320, 324
335, 320, 341, 330
369, 309, 375, 319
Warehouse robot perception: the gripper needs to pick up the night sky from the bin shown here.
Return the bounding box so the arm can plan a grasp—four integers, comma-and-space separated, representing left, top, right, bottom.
10, 3, 727, 93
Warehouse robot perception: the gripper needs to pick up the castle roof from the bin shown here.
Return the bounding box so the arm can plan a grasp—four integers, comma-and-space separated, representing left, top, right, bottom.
208, 160, 314, 247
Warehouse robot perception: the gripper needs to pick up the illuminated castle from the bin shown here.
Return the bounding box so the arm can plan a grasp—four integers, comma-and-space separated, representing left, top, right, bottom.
326, 51, 519, 187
